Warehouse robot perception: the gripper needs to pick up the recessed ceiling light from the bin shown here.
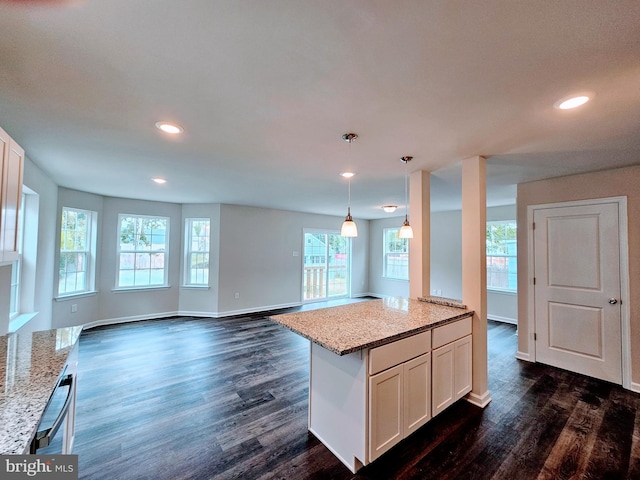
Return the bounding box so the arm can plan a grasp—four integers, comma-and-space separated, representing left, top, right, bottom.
554, 93, 593, 110
155, 121, 183, 134
382, 205, 398, 213
152, 177, 167, 184
340, 172, 355, 178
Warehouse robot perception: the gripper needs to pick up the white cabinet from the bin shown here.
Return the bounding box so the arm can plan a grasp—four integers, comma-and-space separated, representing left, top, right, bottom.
368, 331, 432, 462
307, 317, 472, 473
432, 317, 472, 416
0, 126, 25, 264
369, 363, 403, 460
368, 352, 432, 461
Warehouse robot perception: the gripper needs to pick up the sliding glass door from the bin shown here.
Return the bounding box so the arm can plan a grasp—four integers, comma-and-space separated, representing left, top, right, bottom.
302, 231, 349, 301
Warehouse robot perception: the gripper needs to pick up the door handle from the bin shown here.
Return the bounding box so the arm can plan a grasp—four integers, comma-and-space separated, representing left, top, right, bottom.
608, 298, 618, 305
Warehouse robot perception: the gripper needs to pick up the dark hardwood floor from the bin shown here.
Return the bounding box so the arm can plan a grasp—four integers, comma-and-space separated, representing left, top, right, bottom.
55, 308, 640, 479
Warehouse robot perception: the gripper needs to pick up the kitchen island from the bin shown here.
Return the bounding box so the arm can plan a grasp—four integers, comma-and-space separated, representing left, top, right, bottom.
0, 326, 82, 455
270, 297, 475, 472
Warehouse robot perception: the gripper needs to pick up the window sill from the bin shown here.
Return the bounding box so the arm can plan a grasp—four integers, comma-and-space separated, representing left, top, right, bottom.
180, 285, 210, 290
55, 291, 98, 301
381, 276, 409, 282
111, 285, 171, 293
9, 312, 38, 333
487, 288, 517, 295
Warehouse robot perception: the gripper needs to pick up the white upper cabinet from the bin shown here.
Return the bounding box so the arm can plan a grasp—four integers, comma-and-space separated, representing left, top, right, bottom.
0, 126, 25, 264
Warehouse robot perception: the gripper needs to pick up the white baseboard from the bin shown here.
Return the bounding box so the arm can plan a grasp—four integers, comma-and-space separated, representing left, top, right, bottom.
487, 314, 517, 325
83, 311, 180, 330
629, 382, 640, 394
466, 390, 492, 408
515, 351, 531, 361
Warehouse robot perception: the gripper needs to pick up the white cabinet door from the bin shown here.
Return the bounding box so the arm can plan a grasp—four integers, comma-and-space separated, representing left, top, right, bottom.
369, 364, 403, 461
0, 126, 24, 263
454, 335, 472, 400
433, 335, 473, 416
432, 343, 454, 416
403, 352, 431, 436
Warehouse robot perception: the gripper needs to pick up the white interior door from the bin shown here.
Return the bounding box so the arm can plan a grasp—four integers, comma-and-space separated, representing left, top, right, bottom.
533, 202, 622, 383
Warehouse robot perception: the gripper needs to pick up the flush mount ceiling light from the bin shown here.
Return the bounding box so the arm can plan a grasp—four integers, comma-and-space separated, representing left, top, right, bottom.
399, 156, 414, 239
382, 205, 398, 213
553, 93, 594, 110
155, 121, 184, 134
340, 133, 358, 238
152, 177, 167, 184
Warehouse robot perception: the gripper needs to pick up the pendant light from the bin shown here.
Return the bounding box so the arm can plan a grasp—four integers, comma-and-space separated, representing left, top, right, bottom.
340, 133, 358, 237
399, 156, 414, 239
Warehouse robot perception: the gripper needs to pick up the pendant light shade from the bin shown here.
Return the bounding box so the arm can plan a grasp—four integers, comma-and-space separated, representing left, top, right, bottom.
399, 156, 414, 239
341, 208, 358, 237
340, 133, 358, 237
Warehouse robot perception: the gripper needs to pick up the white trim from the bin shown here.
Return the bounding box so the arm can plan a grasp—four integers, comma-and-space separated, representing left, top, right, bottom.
8, 312, 38, 333
111, 285, 171, 293
487, 288, 517, 296
487, 314, 517, 325
515, 351, 531, 362
629, 382, 640, 394
465, 390, 491, 408
527, 196, 631, 389
83, 311, 180, 330
54, 291, 98, 301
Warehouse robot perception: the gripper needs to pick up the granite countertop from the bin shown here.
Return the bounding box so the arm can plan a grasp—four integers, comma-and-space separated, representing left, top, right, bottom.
0, 326, 82, 455
269, 297, 473, 355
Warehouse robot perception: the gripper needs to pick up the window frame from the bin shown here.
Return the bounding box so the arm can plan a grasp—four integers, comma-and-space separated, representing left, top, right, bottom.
116, 214, 170, 290
183, 217, 210, 287
58, 206, 97, 297
9, 193, 25, 319
382, 227, 409, 281
486, 220, 517, 293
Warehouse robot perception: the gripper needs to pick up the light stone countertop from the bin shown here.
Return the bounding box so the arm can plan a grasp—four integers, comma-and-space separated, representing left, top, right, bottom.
269, 297, 474, 355
0, 326, 82, 455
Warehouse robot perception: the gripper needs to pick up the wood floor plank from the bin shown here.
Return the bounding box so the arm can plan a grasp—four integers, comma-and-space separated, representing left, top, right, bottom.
50, 311, 640, 480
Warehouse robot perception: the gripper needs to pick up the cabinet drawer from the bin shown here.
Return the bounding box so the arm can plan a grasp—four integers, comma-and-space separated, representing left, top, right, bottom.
432, 317, 472, 349
369, 330, 431, 375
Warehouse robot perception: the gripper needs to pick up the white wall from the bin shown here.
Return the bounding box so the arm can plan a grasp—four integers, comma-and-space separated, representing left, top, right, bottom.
430, 210, 463, 300
178, 204, 221, 315
96, 197, 183, 323
368, 216, 410, 298
52, 188, 104, 328
428, 205, 517, 323
216, 204, 369, 315
15, 157, 58, 333
37, 194, 368, 327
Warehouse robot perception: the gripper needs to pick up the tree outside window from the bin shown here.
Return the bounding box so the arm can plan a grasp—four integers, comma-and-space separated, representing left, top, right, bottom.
117, 215, 168, 288
486, 221, 517, 291
59, 207, 96, 295
383, 228, 409, 280
185, 218, 210, 286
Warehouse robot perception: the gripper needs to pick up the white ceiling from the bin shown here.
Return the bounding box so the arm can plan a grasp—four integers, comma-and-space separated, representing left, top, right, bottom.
1, 1, 639, 218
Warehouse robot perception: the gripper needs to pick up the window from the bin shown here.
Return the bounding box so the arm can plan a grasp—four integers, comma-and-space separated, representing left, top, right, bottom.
383, 228, 409, 280
486, 221, 517, 291
184, 218, 210, 286
117, 215, 168, 288
59, 207, 97, 296
9, 194, 25, 318
302, 231, 349, 300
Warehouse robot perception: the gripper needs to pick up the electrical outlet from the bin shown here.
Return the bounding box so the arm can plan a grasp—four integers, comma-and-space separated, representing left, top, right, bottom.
71, 304, 78, 313
234, 292, 240, 299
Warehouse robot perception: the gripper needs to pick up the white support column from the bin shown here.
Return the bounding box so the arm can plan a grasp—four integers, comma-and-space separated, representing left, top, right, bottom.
461, 156, 491, 407
409, 170, 430, 299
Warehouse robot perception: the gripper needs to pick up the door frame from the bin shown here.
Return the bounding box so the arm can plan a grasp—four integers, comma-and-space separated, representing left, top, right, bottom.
526, 196, 632, 390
